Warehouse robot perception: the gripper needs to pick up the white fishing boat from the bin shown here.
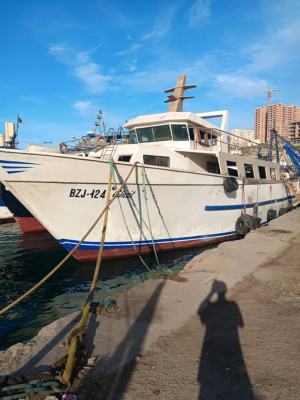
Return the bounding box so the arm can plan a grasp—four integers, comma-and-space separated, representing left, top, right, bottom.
0, 75, 298, 261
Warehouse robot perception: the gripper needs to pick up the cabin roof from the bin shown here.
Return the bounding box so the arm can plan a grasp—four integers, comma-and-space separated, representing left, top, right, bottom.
123, 112, 219, 131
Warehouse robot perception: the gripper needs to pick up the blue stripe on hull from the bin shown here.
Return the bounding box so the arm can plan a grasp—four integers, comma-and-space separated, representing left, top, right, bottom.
205, 195, 295, 211
59, 230, 238, 251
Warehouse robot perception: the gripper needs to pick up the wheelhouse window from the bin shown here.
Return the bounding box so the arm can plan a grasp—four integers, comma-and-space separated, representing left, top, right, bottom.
152, 125, 172, 141
128, 130, 137, 144
200, 130, 207, 143
227, 161, 238, 177
258, 166, 266, 179
136, 125, 172, 143
143, 155, 170, 167
244, 163, 254, 178
171, 124, 189, 141
136, 127, 154, 142
188, 127, 194, 141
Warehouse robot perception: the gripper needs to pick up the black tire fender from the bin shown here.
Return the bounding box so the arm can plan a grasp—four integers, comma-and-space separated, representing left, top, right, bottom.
278, 207, 286, 216
235, 215, 251, 236
253, 217, 261, 229
223, 177, 239, 193
267, 209, 277, 221
242, 214, 255, 229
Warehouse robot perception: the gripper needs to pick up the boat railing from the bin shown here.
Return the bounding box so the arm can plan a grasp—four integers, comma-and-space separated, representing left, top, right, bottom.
60, 126, 129, 154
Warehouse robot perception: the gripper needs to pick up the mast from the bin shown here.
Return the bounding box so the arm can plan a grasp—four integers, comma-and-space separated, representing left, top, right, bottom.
164, 74, 196, 112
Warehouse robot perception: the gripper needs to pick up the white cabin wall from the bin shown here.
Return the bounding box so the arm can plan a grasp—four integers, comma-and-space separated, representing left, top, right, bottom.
181, 153, 219, 173
218, 152, 281, 180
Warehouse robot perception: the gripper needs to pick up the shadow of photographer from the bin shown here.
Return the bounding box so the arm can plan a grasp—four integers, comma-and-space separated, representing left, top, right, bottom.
198, 280, 255, 399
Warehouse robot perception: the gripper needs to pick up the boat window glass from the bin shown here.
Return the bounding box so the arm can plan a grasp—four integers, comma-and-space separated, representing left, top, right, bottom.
136, 127, 154, 143
153, 125, 172, 141
226, 161, 238, 177
171, 124, 189, 141
188, 128, 195, 141
244, 163, 254, 178
143, 155, 170, 167
118, 155, 132, 162
270, 168, 277, 180
128, 130, 138, 144
258, 166, 266, 179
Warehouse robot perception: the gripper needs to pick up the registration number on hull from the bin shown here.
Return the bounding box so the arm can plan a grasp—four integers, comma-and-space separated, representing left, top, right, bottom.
69, 188, 135, 199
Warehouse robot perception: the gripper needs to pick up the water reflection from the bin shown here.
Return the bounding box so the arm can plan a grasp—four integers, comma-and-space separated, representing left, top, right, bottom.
0, 221, 208, 349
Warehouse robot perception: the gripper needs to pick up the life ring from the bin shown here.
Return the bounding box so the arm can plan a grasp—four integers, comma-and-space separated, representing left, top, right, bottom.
59, 142, 68, 153
235, 215, 251, 236
223, 177, 239, 193
96, 135, 107, 143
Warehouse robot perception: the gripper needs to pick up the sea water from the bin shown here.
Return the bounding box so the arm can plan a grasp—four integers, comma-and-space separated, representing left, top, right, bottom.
0, 222, 203, 350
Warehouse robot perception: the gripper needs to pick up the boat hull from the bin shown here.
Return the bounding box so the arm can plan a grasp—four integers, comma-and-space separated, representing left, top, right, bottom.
71, 233, 236, 261
0, 150, 297, 261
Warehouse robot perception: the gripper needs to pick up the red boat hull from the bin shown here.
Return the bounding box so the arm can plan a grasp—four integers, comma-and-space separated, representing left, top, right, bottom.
14, 216, 46, 233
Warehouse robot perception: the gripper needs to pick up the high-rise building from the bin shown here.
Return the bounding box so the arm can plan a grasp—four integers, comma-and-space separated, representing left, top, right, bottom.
254, 103, 300, 143
288, 121, 300, 142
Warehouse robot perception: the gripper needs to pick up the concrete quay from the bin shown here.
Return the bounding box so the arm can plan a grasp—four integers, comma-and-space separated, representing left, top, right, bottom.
0, 208, 299, 399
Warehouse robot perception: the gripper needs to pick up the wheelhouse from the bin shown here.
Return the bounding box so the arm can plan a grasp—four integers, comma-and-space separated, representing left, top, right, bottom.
127, 122, 220, 148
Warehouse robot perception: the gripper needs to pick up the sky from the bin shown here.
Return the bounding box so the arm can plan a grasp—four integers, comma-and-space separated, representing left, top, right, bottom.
0, 0, 299, 148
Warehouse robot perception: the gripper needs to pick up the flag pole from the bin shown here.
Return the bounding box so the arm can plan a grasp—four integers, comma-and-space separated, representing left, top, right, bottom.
16, 113, 19, 148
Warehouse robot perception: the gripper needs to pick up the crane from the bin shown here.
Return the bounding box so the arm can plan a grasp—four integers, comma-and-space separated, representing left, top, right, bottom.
269, 128, 300, 174
245, 87, 280, 105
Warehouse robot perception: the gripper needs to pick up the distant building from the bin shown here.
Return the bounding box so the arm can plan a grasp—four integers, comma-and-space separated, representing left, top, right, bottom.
229, 128, 255, 147
288, 121, 300, 142
254, 103, 300, 143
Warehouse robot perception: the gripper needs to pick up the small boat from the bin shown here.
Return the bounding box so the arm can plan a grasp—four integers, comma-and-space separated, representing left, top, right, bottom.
0, 182, 45, 231
0, 197, 14, 222
0, 119, 19, 224
0, 74, 298, 261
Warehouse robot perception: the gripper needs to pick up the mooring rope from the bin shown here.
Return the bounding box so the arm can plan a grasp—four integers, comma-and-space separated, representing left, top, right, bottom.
109, 160, 151, 272
0, 380, 60, 400
242, 177, 247, 214
141, 164, 161, 269
0, 161, 138, 316
56, 167, 114, 386
85, 165, 113, 308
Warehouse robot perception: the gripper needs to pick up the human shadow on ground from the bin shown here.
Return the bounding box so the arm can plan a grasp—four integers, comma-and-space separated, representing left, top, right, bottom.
198, 280, 255, 400
88, 281, 165, 400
